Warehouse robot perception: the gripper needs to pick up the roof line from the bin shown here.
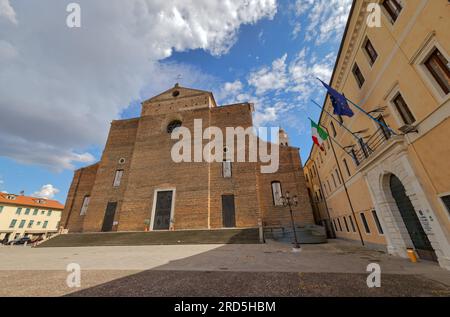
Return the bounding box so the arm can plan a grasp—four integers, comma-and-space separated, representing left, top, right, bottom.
304, 0, 357, 165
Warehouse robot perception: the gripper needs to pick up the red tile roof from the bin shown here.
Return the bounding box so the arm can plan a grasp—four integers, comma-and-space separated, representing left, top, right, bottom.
0, 193, 64, 210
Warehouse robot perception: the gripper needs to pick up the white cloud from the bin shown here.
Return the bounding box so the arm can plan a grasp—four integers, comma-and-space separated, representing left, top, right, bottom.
0, 0, 17, 25
292, 22, 302, 39
288, 48, 334, 100
33, 184, 60, 199
224, 80, 244, 96
220, 47, 335, 128
248, 53, 288, 95
293, 0, 351, 45
0, 0, 277, 170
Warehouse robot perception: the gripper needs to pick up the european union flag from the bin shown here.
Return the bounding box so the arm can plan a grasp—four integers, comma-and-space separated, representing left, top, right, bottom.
319, 79, 354, 117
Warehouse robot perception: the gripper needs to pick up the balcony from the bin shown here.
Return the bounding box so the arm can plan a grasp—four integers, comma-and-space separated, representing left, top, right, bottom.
350, 125, 395, 167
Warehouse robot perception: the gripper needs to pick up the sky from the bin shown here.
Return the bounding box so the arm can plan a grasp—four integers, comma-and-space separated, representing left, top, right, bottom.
0, 0, 352, 202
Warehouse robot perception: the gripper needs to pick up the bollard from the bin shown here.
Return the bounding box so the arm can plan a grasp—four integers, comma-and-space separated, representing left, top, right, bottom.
407, 248, 418, 263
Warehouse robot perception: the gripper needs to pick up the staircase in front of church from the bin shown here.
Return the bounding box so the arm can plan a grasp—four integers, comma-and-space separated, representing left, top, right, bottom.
37, 228, 261, 248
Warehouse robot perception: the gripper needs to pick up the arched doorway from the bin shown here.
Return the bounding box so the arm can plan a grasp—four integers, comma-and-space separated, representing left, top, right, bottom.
389, 174, 437, 262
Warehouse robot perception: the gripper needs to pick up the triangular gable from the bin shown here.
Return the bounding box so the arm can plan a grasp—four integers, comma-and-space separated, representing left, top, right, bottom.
143, 84, 217, 107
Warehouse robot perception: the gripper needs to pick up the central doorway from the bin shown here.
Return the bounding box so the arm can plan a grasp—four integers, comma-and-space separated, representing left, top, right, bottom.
152, 190, 174, 231
102, 202, 117, 232
389, 174, 437, 262
222, 195, 236, 228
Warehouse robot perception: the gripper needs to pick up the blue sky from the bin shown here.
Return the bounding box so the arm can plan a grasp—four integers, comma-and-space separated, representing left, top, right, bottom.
0, 0, 352, 202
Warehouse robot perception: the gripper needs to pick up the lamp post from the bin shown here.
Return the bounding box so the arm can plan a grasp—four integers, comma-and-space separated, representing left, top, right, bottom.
280, 191, 301, 250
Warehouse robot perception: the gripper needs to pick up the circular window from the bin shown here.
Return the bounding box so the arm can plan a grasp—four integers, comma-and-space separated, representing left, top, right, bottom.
172, 90, 180, 97
167, 120, 182, 134
118, 158, 126, 164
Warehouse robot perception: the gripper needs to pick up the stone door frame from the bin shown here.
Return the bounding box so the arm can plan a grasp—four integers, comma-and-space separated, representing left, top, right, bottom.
363, 145, 450, 270
150, 188, 176, 231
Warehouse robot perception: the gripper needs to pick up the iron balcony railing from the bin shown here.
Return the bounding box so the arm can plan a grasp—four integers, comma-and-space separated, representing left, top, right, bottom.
350, 125, 393, 166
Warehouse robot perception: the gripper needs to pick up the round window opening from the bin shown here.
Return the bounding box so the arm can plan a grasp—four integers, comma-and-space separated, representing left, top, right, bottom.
118, 158, 126, 164
167, 120, 182, 134
172, 90, 180, 97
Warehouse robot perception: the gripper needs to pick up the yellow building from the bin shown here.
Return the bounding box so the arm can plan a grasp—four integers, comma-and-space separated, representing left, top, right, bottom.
305, 0, 450, 269
0, 193, 63, 243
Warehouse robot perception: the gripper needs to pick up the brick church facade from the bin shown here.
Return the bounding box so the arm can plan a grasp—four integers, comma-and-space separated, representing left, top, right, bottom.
61, 85, 314, 233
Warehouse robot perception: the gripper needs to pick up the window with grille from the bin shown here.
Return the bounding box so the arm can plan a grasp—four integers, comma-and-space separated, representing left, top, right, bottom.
372, 210, 384, 234
360, 212, 371, 234
349, 215, 356, 232
343, 217, 350, 232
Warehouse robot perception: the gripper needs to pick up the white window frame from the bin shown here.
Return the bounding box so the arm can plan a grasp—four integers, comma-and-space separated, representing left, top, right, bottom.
385, 85, 417, 127
222, 160, 232, 178
150, 188, 176, 231
380, 0, 405, 26
362, 37, 378, 68
271, 182, 283, 206
113, 170, 124, 187
80, 196, 90, 216
412, 36, 450, 103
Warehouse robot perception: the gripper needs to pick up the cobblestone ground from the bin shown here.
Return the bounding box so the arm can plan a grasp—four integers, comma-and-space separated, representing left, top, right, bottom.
1, 240, 449, 297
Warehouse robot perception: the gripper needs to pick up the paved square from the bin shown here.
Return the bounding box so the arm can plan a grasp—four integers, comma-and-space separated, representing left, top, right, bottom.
1, 240, 449, 296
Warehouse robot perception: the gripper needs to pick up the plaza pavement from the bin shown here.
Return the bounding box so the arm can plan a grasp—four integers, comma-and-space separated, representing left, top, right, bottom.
0, 240, 449, 297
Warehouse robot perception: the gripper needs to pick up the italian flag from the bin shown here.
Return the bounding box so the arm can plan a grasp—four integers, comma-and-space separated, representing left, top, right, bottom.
311, 119, 329, 151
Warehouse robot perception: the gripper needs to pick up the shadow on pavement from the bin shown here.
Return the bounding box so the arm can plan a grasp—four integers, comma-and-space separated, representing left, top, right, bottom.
64, 242, 450, 297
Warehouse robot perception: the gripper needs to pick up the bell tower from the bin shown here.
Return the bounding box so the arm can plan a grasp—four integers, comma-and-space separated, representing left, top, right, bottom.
279, 128, 289, 147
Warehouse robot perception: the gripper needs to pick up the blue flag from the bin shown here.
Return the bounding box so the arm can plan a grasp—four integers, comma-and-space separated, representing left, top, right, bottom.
319, 79, 354, 117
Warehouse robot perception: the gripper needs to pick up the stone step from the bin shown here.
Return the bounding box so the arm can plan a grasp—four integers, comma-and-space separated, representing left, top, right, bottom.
37, 228, 261, 248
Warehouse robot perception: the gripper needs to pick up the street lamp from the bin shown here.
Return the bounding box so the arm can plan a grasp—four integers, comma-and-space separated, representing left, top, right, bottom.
280, 191, 301, 250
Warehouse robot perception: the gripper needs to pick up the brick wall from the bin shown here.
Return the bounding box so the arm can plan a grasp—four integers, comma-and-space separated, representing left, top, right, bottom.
61, 86, 315, 233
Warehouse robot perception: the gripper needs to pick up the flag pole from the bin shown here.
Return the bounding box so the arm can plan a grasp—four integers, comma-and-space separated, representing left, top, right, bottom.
344, 98, 397, 136
316, 78, 397, 136
308, 116, 355, 161
321, 125, 366, 247
310, 100, 360, 142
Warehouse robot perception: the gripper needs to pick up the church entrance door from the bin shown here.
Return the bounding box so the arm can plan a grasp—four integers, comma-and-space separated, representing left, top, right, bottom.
153, 190, 174, 231
101, 202, 117, 232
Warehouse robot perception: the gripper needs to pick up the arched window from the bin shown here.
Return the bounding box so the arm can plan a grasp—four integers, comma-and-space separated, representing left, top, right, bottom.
167, 120, 182, 134
271, 181, 283, 206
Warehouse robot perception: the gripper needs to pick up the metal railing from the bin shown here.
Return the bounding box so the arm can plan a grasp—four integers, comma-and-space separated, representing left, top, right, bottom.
351, 126, 392, 166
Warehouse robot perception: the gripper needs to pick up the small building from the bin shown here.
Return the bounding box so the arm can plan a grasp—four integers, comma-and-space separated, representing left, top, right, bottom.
0, 193, 63, 242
